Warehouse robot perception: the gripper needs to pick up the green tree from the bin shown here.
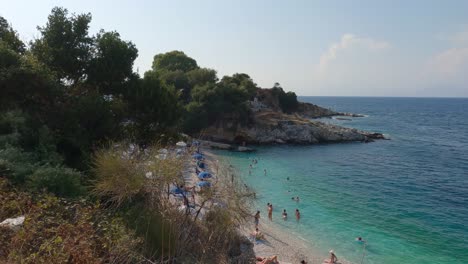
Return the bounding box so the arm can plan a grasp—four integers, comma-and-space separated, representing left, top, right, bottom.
220, 73, 257, 98
87, 30, 138, 95
31, 7, 93, 84
152, 50, 198, 73
187, 68, 218, 88
184, 74, 251, 132
0, 44, 60, 114
0, 16, 25, 54
126, 72, 182, 142
271, 83, 299, 113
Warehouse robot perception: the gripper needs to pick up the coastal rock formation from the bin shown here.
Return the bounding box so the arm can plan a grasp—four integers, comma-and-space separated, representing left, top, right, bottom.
296, 101, 338, 118
199, 88, 384, 145
202, 110, 384, 144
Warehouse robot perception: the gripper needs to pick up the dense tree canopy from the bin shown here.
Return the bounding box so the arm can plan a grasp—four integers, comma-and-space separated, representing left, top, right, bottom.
87, 30, 138, 95
31, 7, 93, 84
0, 16, 26, 54
152, 50, 198, 73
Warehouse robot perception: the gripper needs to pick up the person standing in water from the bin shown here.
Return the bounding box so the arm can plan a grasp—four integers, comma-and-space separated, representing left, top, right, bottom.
267, 203, 273, 220
282, 209, 287, 220
264, 169, 267, 175
295, 209, 300, 221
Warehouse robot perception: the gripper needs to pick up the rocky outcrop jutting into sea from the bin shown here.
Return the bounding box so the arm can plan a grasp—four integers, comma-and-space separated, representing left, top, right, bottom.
202, 110, 384, 144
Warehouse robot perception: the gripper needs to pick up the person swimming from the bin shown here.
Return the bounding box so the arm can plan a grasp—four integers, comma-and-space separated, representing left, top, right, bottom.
264, 169, 267, 175
282, 209, 287, 220
286, 177, 290, 181
356, 236, 366, 243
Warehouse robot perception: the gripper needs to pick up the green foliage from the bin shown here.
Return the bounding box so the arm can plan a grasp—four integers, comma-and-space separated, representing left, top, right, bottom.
28, 166, 83, 197
126, 72, 182, 142
87, 30, 138, 95
183, 74, 252, 132
152, 50, 198, 73
187, 67, 218, 87
0, 16, 26, 54
220, 73, 258, 98
150, 51, 218, 103
52, 92, 120, 168
0, 46, 60, 113
272, 83, 299, 113
31, 7, 93, 83
0, 146, 37, 184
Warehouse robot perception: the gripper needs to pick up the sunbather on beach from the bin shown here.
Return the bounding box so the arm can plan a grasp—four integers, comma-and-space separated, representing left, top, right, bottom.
253, 227, 265, 240
324, 250, 338, 263
256, 255, 278, 264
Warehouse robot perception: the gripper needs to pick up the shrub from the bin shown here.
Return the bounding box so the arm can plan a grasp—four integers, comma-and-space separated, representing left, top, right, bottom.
27, 166, 84, 197
0, 146, 36, 184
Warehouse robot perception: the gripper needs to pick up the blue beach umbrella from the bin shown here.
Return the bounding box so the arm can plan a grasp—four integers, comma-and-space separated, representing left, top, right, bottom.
198, 172, 212, 179
192, 153, 203, 160
170, 187, 183, 194
197, 181, 211, 187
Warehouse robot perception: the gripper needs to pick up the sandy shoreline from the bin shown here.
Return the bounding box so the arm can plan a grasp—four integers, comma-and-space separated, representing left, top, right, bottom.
195, 148, 351, 264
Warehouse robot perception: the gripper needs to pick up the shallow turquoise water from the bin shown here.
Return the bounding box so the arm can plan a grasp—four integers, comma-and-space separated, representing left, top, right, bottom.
213, 97, 468, 264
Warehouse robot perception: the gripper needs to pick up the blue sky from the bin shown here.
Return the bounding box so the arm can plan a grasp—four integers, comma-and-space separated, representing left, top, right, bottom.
1, 0, 468, 97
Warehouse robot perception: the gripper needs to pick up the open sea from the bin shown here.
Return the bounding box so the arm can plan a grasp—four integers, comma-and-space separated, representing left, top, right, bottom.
214, 97, 468, 264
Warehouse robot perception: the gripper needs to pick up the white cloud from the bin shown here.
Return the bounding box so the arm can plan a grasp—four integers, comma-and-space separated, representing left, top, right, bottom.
426, 47, 468, 77
422, 29, 468, 90
316, 34, 390, 74
307, 31, 468, 97
310, 34, 402, 96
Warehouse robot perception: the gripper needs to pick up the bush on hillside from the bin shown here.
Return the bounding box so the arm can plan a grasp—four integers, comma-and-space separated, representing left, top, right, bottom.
27, 166, 84, 197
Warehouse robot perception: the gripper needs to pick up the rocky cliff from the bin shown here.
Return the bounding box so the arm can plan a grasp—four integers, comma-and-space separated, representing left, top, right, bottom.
201, 110, 384, 145
199, 88, 384, 145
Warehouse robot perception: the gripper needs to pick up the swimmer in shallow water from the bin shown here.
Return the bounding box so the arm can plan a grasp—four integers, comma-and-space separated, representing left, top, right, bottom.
356, 236, 366, 243
295, 209, 300, 221
282, 209, 287, 220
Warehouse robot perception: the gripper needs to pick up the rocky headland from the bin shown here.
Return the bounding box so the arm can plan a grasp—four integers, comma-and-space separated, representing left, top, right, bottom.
199, 88, 385, 145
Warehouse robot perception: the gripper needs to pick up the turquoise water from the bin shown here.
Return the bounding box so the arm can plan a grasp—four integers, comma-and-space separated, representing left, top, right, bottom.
214, 97, 468, 264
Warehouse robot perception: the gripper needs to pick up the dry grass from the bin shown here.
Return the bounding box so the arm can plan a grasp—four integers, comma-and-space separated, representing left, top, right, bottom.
89, 142, 254, 263
92, 146, 146, 207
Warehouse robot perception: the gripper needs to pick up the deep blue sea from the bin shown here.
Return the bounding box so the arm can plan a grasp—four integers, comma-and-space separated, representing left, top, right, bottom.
214, 97, 468, 264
